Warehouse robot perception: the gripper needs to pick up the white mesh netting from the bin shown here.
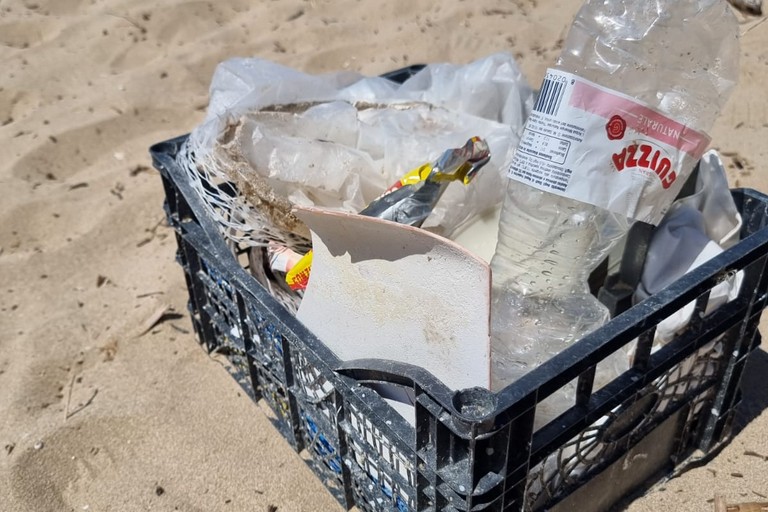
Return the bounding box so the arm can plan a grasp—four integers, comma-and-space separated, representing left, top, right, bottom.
178, 53, 534, 309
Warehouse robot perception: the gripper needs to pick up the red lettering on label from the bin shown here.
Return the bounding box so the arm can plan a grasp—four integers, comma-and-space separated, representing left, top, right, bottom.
289, 268, 312, 291
637, 144, 652, 168
611, 142, 677, 189
612, 147, 626, 171
626, 144, 638, 168
657, 158, 674, 188
651, 148, 660, 170
661, 170, 676, 189
656, 158, 669, 181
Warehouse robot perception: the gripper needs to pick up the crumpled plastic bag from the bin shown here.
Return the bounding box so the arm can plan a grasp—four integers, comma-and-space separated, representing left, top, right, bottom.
636, 149, 743, 343
186, 52, 534, 242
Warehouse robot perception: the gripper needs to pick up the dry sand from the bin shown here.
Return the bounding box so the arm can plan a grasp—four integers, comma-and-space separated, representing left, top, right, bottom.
1, 0, 767, 511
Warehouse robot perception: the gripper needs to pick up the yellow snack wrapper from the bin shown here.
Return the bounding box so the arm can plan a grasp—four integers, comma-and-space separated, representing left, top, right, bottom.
284, 136, 490, 291
286, 250, 313, 291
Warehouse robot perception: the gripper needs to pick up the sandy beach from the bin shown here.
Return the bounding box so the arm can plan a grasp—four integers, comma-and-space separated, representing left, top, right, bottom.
1, 0, 767, 510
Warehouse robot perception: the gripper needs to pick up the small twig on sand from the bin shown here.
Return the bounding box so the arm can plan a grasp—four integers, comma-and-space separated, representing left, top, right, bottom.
136, 291, 165, 299
135, 304, 177, 337
64, 372, 76, 420
743, 16, 768, 36
105, 12, 143, 30
66, 389, 99, 420
136, 216, 168, 247
715, 494, 768, 512
744, 450, 768, 461
169, 323, 190, 334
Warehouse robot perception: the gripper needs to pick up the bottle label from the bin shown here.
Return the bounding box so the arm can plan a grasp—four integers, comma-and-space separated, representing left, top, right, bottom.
507, 68, 711, 224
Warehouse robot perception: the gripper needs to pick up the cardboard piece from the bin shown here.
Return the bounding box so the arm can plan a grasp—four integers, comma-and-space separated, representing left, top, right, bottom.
295, 207, 492, 396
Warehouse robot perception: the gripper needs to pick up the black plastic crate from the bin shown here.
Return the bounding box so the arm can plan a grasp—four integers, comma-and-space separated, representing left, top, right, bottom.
150, 102, 768, 511
151, 132, 768, 511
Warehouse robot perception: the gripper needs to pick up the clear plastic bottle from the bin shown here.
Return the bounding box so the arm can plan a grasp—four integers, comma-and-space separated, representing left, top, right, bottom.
490, 0, 740, 419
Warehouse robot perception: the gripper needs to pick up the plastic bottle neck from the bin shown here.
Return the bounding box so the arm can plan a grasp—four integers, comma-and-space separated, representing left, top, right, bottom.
491, 181, 622, 299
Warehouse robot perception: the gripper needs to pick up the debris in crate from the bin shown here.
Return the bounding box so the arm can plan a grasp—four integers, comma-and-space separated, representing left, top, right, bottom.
293, 204, 492, 406
359, 136, 491, 226
283, 247, 312, 292
284, 136, 492, 291
178, 53, 533, 307
205, 99, 507, 241
489, 0, 739, 429
267, 243, 302, 274
246, 233, 309, 313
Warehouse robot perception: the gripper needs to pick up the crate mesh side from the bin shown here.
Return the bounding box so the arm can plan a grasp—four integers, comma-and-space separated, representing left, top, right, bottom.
245, 305, 288, 380
183, 255, 256, 397
349, 459, 413, 512
248, 359, 298, 445
343, 402, 417, 511
210, 349, 255, 399
289, 344, 363, 507
197, 258, 243, 349
292, 350, 338, 425
525, 338, 726, 509
296, 401, 348, 504
171, 233, 207, 347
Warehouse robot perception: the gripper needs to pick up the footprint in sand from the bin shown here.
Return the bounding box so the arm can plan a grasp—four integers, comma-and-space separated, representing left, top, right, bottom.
0, 89, 44, 128
19, 0, 92, 16
0, 16, 65, 49
4, 357, 71, 418
9, 417, 143, 510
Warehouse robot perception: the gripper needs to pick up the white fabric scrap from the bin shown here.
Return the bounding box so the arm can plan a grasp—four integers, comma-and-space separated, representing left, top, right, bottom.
636, 149, 743, 344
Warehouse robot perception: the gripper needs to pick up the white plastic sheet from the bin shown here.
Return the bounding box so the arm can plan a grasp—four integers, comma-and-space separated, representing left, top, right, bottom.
186, 53, 534, 241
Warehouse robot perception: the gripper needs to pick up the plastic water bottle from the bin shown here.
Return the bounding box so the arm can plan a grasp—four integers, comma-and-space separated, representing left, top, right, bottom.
490, 0, 740, 418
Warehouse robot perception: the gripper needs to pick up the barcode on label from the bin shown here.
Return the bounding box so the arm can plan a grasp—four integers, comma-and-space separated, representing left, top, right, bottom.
533, 76, 566, 116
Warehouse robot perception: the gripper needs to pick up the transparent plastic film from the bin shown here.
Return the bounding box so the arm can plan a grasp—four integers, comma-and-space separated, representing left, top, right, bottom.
285, 137, 491, 291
